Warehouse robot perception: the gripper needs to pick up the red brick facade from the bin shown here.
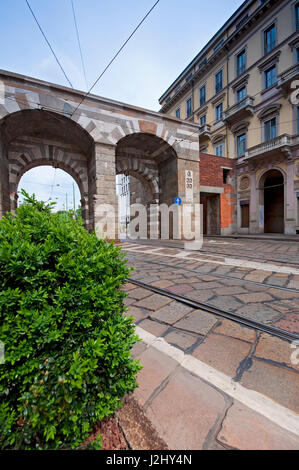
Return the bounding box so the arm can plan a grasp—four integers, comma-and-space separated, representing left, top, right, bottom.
200, 153, 236, 233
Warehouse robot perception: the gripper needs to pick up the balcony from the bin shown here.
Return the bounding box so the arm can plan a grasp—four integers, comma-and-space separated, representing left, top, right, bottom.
277, 64, 299, 93
244, 134, 298, 160
224, 96, 254, 124
199, 124, 212, 139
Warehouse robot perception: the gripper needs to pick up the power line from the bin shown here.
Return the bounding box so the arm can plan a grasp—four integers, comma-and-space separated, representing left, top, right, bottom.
25, 0, 74, 89
70, 0, 160, 118
71, 0, 88, 90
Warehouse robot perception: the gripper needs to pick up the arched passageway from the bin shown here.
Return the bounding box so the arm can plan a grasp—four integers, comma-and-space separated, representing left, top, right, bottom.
0, 109, 93, 228
115, 132, 178, 238
263, 169, 285, 234
18, 166, 81, 213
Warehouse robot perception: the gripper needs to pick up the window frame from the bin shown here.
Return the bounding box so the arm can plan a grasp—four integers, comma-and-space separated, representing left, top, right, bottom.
186, 97, 193, 118
199, 84, 206, 106
263, 116, 277, 142
175, 108, 181, 119
263, 22, 277, 55
236, 48, 247, 77
214, 143, 224, 157
214, 68, 223, 95
200, 114, 206, 126
264, 64, 277, 90
236, 86, 247, 103
236, 133, 247, 157
295, 1, 299, 31
215, 102, 223, 122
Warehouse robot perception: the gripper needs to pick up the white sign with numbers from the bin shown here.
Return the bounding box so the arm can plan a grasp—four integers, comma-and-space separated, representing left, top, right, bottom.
185, 170, 194, 202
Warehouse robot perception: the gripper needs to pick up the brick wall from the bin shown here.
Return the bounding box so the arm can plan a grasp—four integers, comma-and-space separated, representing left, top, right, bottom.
199, 153, 236, 233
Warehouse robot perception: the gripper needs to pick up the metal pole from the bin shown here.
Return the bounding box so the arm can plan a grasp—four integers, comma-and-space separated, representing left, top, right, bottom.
73, 183, 76, 210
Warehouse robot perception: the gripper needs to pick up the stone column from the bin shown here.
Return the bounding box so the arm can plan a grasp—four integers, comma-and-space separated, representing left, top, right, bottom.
177, 156, 201, 241
92, 143, 118, 241
249, 171, 260, 234
0, 137, 9, 218
285, 158, 296, 235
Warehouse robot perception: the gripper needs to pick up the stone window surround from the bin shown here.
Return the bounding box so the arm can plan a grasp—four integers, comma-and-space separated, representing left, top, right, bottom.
235, 45, 247, 78
214, 142, 224, 157
199, 114, 207, 126
257, 103, 281, 142
231, 121, 249, 158
186, 96, 193, 118
236, 84, 247, 103
214, 101, 224, 122
200, 143, 209, 153
214, 67, 224, 95
236, 132, 247, 158
289, 37, 299, 63
212, 133, 226, 157
199, 82, 207, 107
197, 105, 208, 119
258, 50, 281, 91
292, 1, 299, 32
261, 19, 277, 56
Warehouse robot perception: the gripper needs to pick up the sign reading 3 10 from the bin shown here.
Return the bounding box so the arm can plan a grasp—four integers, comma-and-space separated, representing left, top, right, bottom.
185, 170, 193, 202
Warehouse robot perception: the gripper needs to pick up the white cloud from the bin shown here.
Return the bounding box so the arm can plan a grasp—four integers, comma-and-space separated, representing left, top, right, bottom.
18, 166, 81, 212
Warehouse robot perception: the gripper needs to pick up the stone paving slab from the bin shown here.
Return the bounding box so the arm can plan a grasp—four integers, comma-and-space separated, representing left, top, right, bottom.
217, 401, 299, 450
143, 366, 229, 450
133, 346, 178, 408
192, 334, 252, 378
213, 319, 256, 343
240, 359, 299, 413
149, 301, 194, 325
131, 330, 299, 450
174, 309, 218, 335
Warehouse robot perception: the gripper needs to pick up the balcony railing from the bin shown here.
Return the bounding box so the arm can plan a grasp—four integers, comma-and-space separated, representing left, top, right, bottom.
277, 64, 299, 90
199, 124, 211, 138
245, 134, 297, 159
224, 96, 254, 123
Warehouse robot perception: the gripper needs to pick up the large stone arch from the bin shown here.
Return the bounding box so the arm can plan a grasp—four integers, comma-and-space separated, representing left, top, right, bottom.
0, 109, 94, 228
0, 70, 200, 240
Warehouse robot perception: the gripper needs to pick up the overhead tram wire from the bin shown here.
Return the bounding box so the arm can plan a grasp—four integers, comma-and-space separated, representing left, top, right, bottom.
70, 0, 160, 118
25, 0, 74, 89
71, 0, 88, 90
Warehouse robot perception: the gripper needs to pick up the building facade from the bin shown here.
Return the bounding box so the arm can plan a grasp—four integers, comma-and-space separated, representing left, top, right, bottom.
0, 70, 200, 240
159, 0, 299, 235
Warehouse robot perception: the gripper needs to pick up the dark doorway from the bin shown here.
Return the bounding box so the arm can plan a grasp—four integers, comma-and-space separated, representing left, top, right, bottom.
264, 170, 284, 234
240, 203, 249, 228
201, 192, 220, 235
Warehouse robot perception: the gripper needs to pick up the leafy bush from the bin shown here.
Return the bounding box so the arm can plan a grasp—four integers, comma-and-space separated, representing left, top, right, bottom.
0, 191, 141, 449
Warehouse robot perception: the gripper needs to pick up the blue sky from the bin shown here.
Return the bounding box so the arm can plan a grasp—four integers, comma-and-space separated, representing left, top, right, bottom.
1, 0, 244, 206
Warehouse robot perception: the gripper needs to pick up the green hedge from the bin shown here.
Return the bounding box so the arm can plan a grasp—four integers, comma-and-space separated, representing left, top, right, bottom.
0, 192, 141, 449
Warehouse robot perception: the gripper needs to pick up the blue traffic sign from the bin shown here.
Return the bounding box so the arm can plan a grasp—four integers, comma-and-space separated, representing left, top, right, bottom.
174, 197, 182, 206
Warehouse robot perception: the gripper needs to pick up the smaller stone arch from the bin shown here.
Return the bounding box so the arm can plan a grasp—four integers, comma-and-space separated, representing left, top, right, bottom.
258, 168, 285, 234
116, 155, 159, 197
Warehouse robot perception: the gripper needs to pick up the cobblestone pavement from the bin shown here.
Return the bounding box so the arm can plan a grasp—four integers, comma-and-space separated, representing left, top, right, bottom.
122, 244, 299, 334
120, 238, 299, 450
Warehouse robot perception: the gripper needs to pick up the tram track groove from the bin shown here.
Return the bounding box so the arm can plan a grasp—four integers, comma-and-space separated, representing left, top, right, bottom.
127, 278, 299, 343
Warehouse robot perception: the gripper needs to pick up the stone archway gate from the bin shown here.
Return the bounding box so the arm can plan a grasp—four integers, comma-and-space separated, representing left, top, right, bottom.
0, 70, 200, 238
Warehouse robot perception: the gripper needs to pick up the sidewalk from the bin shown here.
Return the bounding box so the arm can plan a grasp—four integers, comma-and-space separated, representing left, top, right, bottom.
128, 326, 299, 450
207, 234, 299, 242
122, 283, 299, 450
